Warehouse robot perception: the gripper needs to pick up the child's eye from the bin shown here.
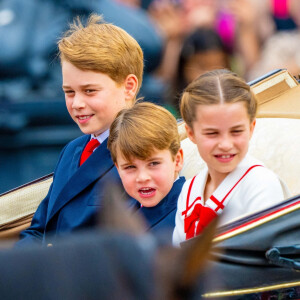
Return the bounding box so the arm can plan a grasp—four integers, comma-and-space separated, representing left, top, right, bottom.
124, 165, 135, 170
64, 90, 74, 95
232, 130, 244, 135
205, 132, 217, 136
85, 89, 96, 94
149, 161, 160, 167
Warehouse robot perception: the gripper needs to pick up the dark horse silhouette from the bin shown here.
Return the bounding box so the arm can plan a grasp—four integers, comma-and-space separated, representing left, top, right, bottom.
0, 184, 217, 300
0, 184, 300, 299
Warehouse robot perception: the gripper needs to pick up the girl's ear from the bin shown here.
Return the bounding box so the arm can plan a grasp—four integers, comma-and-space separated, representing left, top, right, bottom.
185, 124, 196, 144
249, 118, 256, 139
124, 74, 138, 103
174, 148, 184, 174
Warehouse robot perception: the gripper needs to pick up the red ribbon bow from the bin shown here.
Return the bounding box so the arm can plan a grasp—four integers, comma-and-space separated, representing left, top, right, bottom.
184, 203, 217, 240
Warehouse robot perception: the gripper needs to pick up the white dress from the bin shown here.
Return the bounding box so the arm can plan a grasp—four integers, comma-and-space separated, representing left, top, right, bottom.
173, 154, 289, 247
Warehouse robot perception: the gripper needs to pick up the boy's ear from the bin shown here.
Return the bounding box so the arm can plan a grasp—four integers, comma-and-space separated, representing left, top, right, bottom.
174, 148, 184, 173
124, 74, 138, 103
185, 124, 196, 144
249, 118, 256, 139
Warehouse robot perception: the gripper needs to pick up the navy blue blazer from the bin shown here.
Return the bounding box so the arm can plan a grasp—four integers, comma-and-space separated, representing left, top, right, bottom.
137, 176, 185, 240
17, 135, 130, 246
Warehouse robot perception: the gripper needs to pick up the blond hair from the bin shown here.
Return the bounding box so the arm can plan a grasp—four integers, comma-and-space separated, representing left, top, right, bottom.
180, 69, 257, 128
58, 14, 144, 96
108, 102, 180, 163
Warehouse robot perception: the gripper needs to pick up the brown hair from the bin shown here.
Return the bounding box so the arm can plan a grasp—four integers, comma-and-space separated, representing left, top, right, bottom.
180, 69, 257, 128
108, 102, 180, 163
58, 14, 144, 96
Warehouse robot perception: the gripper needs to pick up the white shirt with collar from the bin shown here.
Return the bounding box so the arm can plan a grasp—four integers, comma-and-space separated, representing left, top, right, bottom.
91, 129, 109, 145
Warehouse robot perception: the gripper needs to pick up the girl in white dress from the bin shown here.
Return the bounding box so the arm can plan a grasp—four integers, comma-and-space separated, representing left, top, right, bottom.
173, 69, 289, 246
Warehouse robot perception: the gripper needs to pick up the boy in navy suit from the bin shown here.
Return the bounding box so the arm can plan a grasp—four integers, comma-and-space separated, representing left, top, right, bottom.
16, 14, 144, 245
107, 102, 185, 240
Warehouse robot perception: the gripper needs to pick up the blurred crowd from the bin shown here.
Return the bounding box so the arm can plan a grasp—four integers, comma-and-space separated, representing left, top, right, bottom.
1, 0, 300, 114
130, 0, 300, 115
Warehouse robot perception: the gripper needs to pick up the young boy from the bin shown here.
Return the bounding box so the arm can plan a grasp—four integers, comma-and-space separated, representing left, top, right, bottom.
107, 102, 185, 238
16, 14, 144, 246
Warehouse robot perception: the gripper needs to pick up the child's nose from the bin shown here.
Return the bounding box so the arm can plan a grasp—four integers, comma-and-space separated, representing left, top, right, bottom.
72, 94, 86, 109
218, 137, 233, 151
136, 169, 150, 183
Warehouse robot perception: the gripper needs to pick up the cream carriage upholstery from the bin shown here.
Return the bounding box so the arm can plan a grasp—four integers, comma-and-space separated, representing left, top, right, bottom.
0, 69, 299, 240
0, 175, 53, 240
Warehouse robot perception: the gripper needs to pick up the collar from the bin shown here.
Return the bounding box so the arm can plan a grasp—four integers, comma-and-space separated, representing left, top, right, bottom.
91, 129, 109, 144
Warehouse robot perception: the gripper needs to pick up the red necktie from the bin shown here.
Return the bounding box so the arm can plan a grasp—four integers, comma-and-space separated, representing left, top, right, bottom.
80, 139, 100, 166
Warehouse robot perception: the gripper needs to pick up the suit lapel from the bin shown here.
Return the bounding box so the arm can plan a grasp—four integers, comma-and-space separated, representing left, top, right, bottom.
47, 139, 114, 222
67, 141, 87, 180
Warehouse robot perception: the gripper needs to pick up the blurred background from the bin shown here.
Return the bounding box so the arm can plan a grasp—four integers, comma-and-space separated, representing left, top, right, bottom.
0, 0, 300, 193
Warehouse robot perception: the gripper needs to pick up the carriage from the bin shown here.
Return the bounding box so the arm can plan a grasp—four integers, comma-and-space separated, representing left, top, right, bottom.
0, 69, 300, 299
